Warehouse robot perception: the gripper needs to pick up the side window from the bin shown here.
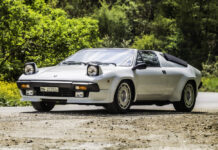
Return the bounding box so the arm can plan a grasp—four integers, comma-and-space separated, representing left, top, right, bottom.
136, 53, 144, 64
137, 51, 160, 67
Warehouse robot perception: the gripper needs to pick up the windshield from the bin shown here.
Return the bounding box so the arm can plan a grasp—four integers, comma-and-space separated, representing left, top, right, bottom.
63, 49, 135, 66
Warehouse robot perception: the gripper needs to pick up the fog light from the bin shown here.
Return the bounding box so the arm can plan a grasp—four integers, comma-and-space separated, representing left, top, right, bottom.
75, 86, 87, 91
21, 84, 30, 89
75, 92, 84, 98
26, 90, 34, 96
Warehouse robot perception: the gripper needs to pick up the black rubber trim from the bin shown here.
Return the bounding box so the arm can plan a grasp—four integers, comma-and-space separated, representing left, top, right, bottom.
17, 81, 100, 94
163, 53, 188, 67
17, 81, 72, 89
133, 100, 170, 106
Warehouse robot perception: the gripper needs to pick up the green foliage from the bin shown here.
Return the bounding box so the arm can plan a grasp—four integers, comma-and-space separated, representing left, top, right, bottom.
0, 0, 217, 106
43, 0, 218, 71
132, 34, 162, 50
0, 0, 218, 80
0, 0, 100, 81
48, 0, 99, 17
202, 57, 218, 77
173, 0, 218, 69
94, 0, 131, 47
0, 81, 30, 106
200, 77, 218, 92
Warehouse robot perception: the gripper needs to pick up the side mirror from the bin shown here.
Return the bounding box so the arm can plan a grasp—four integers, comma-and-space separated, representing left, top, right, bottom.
132, 63, 147, 70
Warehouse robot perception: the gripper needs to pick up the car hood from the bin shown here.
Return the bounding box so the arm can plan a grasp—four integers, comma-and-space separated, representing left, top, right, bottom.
18, 65, 120, 81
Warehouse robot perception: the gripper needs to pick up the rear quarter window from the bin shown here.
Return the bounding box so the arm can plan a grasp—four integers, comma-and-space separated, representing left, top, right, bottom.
159, 53, 187, 67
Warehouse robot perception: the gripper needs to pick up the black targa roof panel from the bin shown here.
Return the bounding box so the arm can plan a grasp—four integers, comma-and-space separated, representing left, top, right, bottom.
163, 53, 188, 67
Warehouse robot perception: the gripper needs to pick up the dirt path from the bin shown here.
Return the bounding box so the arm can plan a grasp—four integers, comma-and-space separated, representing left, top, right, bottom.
0, 92, 217, 149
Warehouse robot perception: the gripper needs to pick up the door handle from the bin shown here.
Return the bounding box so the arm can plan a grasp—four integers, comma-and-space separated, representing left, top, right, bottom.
162, 70, 166, 74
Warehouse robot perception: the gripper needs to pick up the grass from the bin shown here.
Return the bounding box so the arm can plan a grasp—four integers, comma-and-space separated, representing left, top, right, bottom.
200, 77, 218, 92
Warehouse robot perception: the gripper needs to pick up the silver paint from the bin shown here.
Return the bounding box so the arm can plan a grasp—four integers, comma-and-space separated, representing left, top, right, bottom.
18, 49, 202, 104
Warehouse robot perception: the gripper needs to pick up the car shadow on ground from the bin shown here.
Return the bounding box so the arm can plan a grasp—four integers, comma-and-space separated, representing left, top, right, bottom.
22, 108, 207, 116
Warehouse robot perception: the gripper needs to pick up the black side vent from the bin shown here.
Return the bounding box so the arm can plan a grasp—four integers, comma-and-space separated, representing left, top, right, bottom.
163, 53, 188, 67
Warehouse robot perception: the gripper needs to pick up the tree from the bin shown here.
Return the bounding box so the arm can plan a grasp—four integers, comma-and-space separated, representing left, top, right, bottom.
0, 0, 100, 81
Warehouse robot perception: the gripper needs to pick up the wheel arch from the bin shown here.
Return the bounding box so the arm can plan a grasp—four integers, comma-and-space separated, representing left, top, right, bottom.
173, 79, 197, 112
118, 79, 136, 102
171, 78, 198, 102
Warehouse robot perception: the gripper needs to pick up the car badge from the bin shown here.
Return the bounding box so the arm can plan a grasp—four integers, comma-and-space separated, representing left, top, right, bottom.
53, 74, 58, 78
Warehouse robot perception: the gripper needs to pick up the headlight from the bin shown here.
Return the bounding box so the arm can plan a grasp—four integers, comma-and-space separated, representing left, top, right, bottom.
87, 65, 99, 76
24, 62, 38, 75
25, 65, 34, 75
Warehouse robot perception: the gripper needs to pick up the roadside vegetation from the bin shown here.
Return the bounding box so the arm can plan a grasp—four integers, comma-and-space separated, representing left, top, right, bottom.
1, 0, 218, 81
0, 82, 30, 106
200, 78, 218, 92
201, 58, 218, 92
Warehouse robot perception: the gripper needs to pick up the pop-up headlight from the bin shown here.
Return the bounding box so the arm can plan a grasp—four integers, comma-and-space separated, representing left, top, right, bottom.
24, 62, 38, 75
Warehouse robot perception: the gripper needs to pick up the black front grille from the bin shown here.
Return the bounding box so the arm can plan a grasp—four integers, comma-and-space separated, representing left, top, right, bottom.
22, 88, 89, 97
34, 87, 75, 97
18, 81, 98, 97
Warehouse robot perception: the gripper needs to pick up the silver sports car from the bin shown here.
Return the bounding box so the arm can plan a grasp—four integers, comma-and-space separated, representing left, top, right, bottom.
17, 48, 202, 113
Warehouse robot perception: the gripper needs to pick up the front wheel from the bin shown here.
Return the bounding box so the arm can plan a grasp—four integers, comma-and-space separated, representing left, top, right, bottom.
32, 101, 55, 112
173, 82, 196, 112
104, 81, 132, 113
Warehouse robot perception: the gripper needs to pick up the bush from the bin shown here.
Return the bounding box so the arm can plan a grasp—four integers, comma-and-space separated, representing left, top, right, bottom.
200, 77, 218, 92
94, 1, 130, 47
0, 81, 30, 106
132, 34, 162, 50
201, 58, 218, 92
202, 57, 218, 77
0, 0, 101, 81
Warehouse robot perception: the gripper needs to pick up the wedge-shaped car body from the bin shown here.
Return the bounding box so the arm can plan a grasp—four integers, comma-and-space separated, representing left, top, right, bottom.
17, 48, 202, 113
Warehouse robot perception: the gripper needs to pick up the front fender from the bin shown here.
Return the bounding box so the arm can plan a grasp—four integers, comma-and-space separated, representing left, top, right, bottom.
93, 68, 135, 103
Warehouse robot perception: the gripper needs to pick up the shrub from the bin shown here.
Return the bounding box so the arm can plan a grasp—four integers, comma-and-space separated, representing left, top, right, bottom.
0, 0, 101, 81
201, 58, 218, 92
94, 1, 131, 47
202, 57, 218, 77
132, 34, 162, 50
200, 77, 218, 92
0, 81, 30, 106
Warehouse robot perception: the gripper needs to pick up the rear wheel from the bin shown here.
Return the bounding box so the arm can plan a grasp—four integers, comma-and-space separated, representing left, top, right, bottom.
173, 82, 196, 112
104, 81, 132, 113
32, 101, 55, 112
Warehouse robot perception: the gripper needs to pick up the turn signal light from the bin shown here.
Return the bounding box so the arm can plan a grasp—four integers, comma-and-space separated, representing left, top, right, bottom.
75, 86, 87, 91
21, 84, 30, 89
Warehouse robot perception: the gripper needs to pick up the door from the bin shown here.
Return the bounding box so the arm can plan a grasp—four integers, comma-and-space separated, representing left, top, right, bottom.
162, 67, 185, 97
157, 54, 186, 99
134, 51, 168, 100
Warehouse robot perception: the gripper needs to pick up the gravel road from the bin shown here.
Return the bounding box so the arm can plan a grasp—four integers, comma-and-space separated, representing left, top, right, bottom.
0, 92, 217, 150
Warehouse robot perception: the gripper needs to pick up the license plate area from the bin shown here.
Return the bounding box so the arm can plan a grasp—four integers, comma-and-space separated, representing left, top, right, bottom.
40, 87, 59, 93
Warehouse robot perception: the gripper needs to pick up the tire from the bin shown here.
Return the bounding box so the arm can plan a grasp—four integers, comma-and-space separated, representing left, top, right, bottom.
104, 81, 133, 113
31, 101, 55, 112
173, 82, 196, 112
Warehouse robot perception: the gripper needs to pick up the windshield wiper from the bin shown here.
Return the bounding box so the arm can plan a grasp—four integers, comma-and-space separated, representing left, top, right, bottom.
89, 61, 117, 66
62, 61, 87, 65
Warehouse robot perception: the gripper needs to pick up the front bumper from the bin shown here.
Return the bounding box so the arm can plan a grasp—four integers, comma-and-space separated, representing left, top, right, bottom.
17, 80, 112, 104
